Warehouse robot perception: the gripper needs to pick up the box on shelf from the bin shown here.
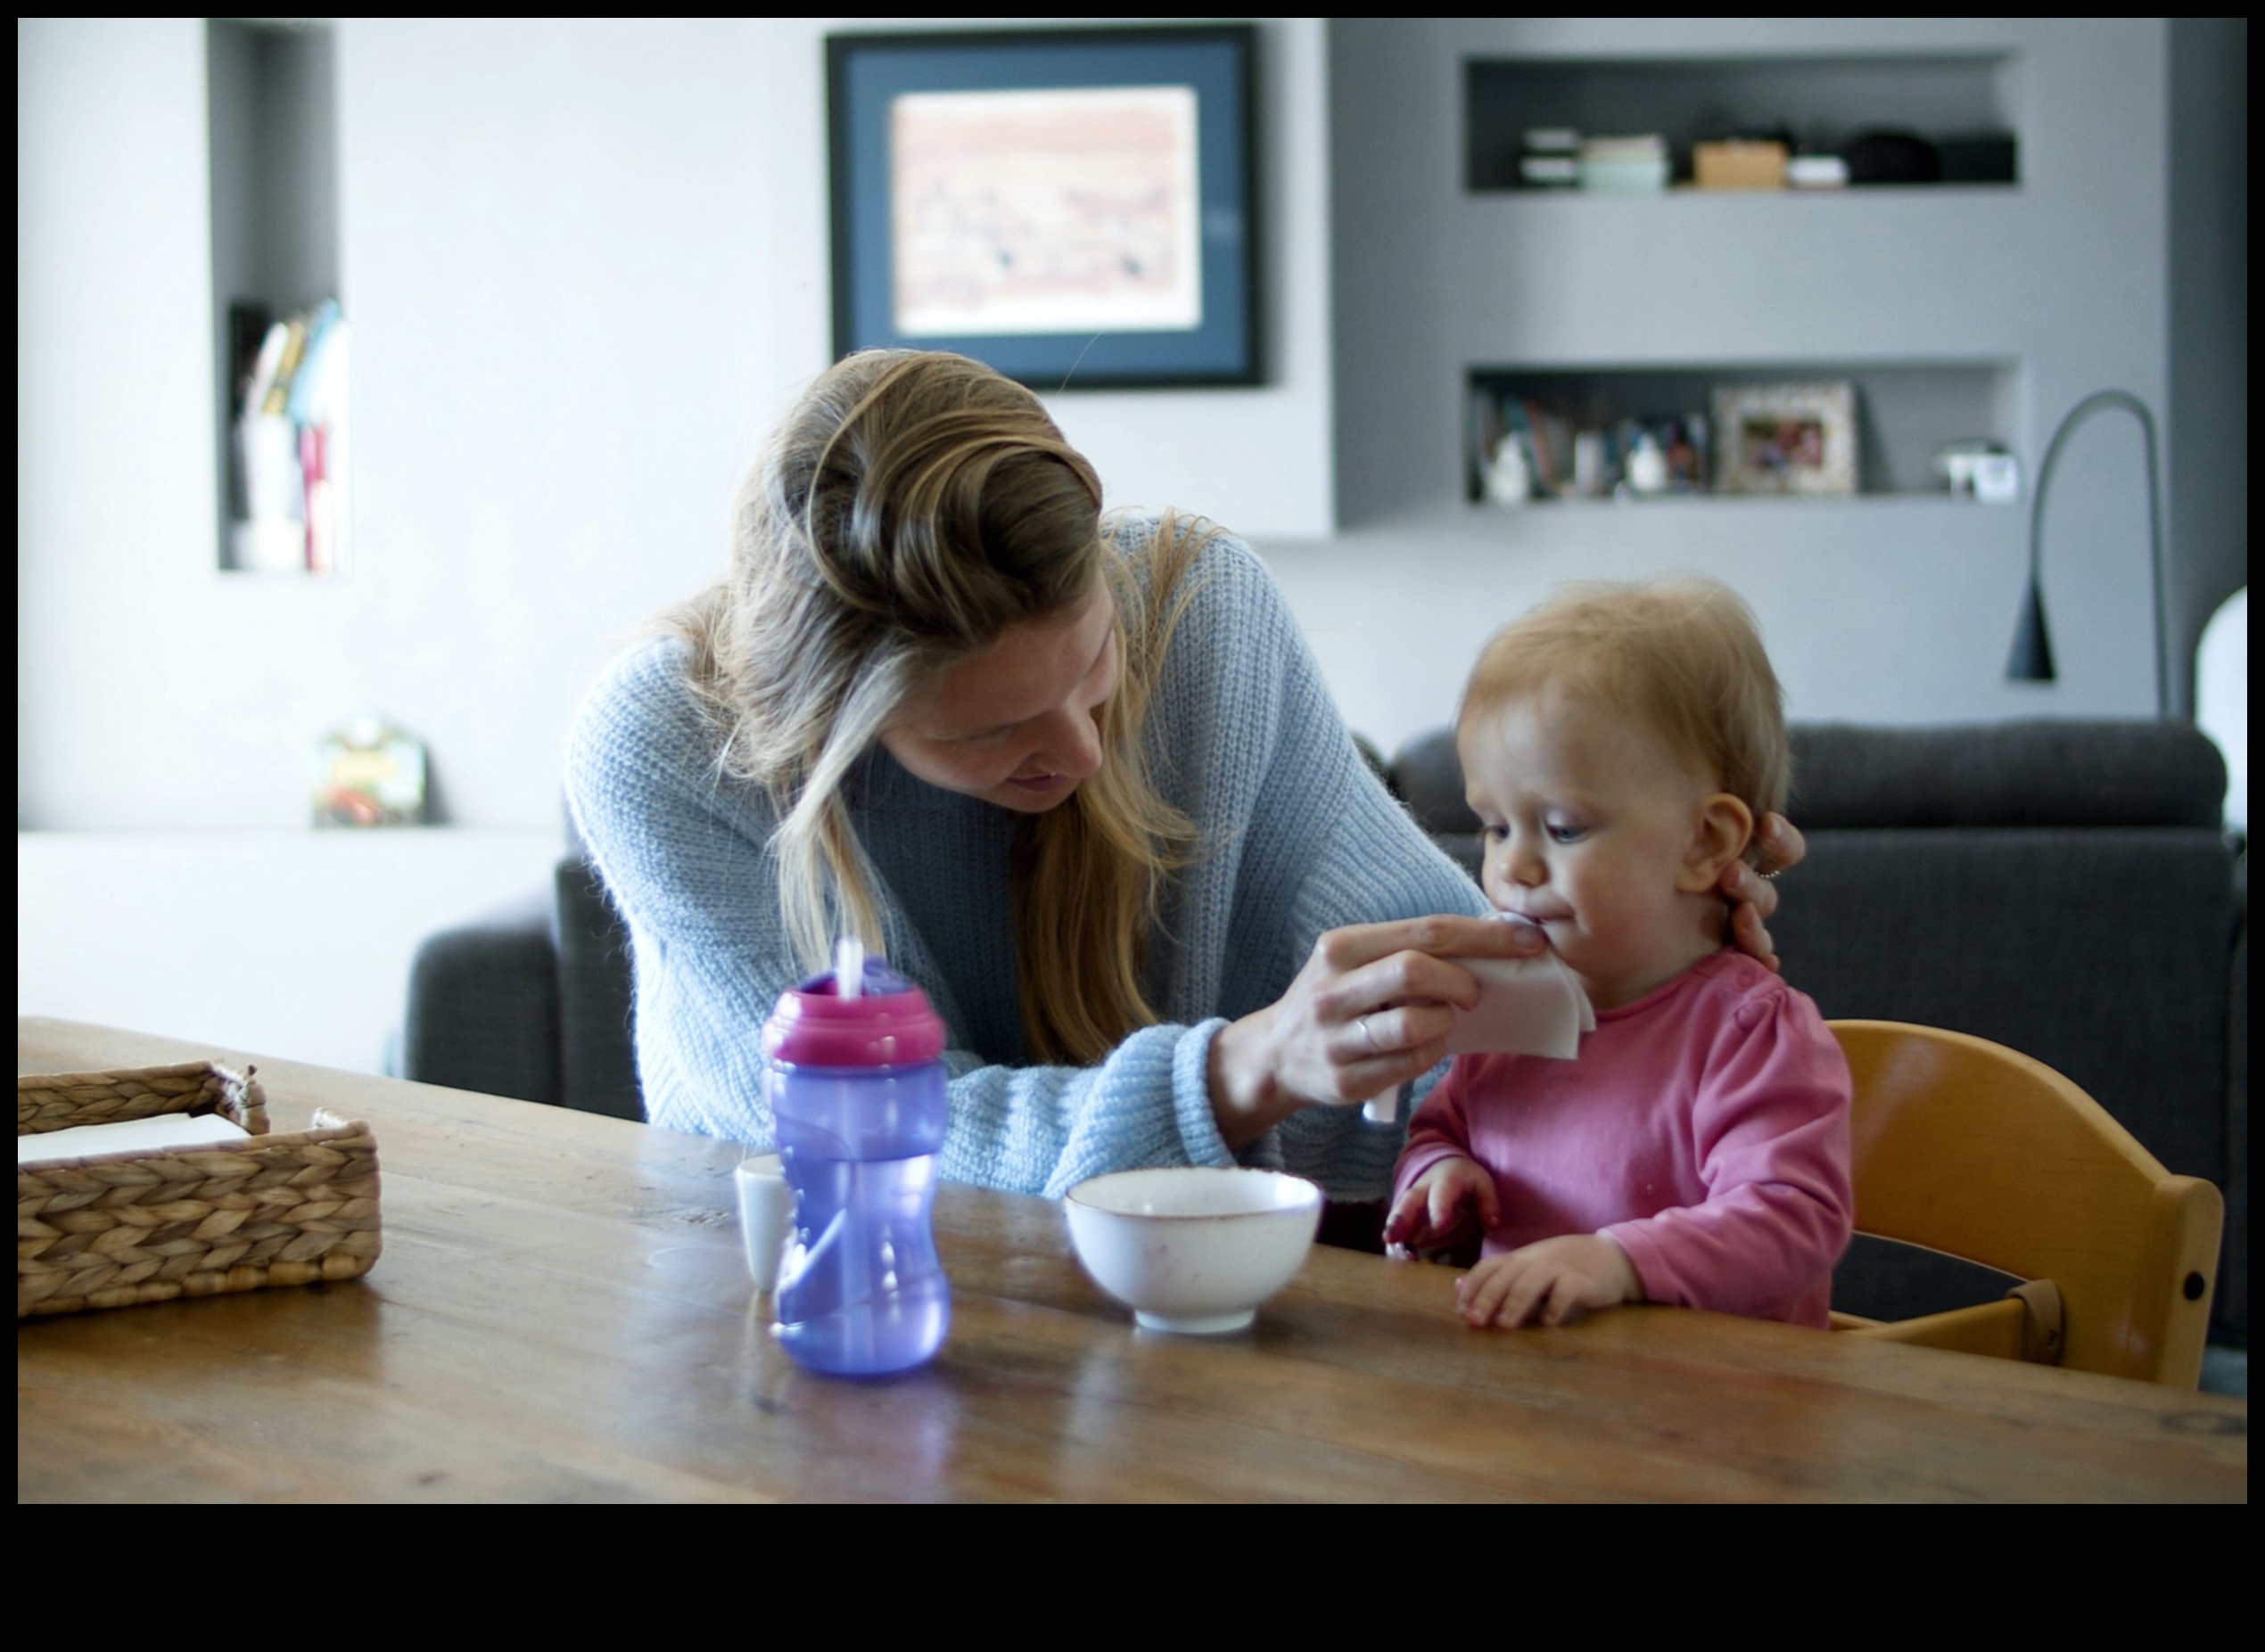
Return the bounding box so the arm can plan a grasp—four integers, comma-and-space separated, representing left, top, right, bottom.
1578, 134, 1668, 193
1693, 140, 1787, 191
1937, 132, 2018, 185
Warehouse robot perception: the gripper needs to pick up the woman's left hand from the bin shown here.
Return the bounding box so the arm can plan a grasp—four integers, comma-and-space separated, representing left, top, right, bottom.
1718, 813, 1804, 974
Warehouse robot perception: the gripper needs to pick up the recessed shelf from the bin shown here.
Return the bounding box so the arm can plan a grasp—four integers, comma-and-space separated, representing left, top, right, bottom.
206, 19, 347, 578
1465, 52, 2020, 193
1468, 361, 2017, 500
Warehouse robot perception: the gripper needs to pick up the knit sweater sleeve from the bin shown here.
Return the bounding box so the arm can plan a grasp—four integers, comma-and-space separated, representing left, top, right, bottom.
1130, 529, 1491, 1202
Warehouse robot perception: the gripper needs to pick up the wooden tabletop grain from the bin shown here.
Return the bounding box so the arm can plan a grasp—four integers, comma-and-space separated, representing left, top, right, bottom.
18, 1019, 2246, 1502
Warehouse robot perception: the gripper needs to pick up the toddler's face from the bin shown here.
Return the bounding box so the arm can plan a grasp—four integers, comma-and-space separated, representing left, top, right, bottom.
1459, 691, 1731, 1008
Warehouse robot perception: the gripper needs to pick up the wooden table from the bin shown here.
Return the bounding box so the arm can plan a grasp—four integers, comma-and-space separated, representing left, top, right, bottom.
19, 1019, 2247, 1502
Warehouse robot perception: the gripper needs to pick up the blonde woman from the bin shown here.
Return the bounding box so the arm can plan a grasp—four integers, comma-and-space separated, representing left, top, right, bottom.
565, 350, 1801, 1200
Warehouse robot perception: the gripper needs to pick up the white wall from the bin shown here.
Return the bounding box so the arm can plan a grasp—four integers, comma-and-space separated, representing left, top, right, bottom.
18, 830, 557, 1073
16, 17, 1332, 834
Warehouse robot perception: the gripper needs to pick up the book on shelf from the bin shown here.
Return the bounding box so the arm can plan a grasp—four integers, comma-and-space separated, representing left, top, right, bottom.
1576, 133, 1670, 194
229, 297, 349, 573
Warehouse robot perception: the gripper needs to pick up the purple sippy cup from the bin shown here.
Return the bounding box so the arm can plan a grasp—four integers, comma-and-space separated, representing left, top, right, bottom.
762, 942, 951, 1376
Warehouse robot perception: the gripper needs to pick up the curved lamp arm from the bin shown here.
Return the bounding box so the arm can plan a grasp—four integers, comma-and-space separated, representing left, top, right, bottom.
2011, 389, 2168, 717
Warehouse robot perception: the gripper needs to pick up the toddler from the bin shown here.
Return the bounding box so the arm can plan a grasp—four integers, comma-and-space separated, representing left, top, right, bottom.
1386, 579, 1852, 1331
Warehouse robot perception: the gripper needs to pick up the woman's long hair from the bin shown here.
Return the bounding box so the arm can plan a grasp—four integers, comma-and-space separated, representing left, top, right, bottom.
667, 349, 1200, 1064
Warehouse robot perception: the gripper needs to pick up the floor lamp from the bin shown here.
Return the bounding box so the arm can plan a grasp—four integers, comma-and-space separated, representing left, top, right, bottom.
2006, 389, 2170, 717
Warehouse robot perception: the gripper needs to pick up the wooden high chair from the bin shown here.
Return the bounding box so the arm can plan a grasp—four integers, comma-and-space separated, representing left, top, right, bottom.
1826, 1021, 2222, 1388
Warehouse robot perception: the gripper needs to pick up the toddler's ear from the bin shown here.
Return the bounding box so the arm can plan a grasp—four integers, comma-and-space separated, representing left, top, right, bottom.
1676, 793, 1756, 893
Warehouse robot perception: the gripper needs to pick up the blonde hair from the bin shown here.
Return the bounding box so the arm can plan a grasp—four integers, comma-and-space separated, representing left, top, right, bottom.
1460, 579, 1790, 830
665, 349, 1201, 1064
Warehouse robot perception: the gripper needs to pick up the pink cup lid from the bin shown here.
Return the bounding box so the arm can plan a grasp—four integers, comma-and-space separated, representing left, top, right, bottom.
762, 959, 946, 1068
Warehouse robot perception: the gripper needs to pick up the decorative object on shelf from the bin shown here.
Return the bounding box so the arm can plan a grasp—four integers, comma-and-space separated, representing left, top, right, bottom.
1842, 128, 1940, 185
314, 713, 427, 828
1786, 153, 1850, 189
1519, 126, 1580, 189
1571, 430, 1610, 497
1712, 382, 1857, 496
1470, 378, 1717, 504
1935, 440, 2022, 504
228, 297, 350, 575
1623, 430, 1671, 496
1577, 133, 1668, 193
827, 24, 1258, 389
1693, 139, 1787, 191
2006, 390, 2168, 716
1482, 437, 1533, 506
1937, 132, 2018, 185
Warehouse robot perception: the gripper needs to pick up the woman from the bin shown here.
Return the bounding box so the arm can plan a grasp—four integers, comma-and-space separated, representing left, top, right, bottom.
566, 349, 1800, 1200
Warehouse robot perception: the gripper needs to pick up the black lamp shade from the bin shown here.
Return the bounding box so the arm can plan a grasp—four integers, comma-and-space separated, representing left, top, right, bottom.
2006, 578, 2056, 682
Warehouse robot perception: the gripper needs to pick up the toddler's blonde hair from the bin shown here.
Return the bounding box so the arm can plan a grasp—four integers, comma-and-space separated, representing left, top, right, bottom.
1459, 578, 1790, 826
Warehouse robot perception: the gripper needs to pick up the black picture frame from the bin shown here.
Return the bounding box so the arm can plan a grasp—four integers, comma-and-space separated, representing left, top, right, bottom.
827, 24, 1261, 390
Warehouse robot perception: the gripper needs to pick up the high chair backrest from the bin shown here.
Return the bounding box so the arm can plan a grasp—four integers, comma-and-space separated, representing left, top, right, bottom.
1829, 1021, 2222, 1387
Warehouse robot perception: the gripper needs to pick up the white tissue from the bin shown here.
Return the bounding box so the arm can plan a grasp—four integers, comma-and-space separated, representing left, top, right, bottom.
1444, 952, 1594, 1058
19, 1112, 251, 1165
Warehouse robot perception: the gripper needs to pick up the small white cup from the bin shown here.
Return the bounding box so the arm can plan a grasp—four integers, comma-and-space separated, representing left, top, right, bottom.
734, 1153, 793, 1293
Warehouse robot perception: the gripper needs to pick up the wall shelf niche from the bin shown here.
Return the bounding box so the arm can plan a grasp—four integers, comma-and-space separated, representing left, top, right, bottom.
1466, 52, 2022, 193
206, 19, 348, 577
1467, 360, 2018, 503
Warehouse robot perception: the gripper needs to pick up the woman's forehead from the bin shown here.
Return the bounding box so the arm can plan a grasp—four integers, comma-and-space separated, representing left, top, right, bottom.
910, 580, 1115, 736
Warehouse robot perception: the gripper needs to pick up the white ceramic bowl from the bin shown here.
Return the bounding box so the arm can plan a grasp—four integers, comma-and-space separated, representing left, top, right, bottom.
1063, 1167, 1323, 1335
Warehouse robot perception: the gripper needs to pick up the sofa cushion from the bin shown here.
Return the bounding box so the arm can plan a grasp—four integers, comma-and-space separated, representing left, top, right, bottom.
404, 887, 562, 1106
1390, 726, 1480, 836
1403, 719, 2228, 831
555, 857, 642, 1121
1789, 720, 2227, 828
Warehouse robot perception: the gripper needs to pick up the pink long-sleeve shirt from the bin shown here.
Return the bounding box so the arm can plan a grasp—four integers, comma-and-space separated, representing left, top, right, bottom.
1393, 949, 1854, 1327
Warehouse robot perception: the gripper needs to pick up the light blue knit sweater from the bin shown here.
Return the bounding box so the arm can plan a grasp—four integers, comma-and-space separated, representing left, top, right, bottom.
564, 522, 1488, 1201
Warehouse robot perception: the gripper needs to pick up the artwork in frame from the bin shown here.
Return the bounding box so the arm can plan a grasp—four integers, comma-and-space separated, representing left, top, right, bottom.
1712, 382, 1858, 496
828, 25, 1260, 390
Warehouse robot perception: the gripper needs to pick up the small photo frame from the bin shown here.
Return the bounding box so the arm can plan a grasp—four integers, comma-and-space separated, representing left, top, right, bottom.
1712, 382, 1857, 496
828, 25, 1260, 389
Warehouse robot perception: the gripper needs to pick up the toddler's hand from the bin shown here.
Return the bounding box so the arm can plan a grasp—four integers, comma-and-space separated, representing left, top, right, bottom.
1384, 1157, 1498, 1254
1455, 1235, 1640, 1328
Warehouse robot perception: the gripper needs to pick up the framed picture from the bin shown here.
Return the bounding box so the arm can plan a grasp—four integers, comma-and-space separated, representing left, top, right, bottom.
828, 25, 1260, 390
1712, 382, 1857, 496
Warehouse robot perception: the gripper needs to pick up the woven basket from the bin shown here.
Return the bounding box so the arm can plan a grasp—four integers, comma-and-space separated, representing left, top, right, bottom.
18, 1061, 382, 1319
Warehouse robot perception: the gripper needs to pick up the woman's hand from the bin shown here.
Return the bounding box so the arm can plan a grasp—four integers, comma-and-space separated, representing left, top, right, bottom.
1455, 1235, 1641, 1329
1719, 813, 1805, 973
1207, 915, 1545, 1149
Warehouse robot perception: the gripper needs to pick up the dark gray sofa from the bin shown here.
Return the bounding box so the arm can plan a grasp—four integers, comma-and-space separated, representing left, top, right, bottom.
404, 719, 2246, 1344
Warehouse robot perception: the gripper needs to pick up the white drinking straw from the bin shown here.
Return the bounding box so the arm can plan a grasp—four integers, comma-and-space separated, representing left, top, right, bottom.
836, 933, 864, 999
